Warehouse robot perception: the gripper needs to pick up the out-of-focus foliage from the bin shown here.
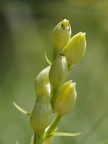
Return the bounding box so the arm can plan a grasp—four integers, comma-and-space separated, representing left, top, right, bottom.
0, 0, 108, 144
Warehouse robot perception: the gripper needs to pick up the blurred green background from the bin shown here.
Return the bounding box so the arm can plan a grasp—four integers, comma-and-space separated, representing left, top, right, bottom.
0, 0, 108, 144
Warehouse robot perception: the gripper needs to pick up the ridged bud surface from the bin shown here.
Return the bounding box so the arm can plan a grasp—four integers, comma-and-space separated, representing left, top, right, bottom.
49, 54, 68, 87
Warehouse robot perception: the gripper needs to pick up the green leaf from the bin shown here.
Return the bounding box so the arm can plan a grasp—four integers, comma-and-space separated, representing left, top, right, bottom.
13, 102, 30, 116
44, 132, 82, 140
45, 52, 52, 66
52, 132, 82, 137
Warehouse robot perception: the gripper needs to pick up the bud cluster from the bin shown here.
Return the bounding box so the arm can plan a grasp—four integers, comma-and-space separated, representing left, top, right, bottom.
30, 18, 86, 141
14, 18, 86, 144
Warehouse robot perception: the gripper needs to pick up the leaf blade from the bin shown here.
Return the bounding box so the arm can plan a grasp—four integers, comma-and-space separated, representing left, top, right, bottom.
13, 102, 30, 116
52, 132, 82, 137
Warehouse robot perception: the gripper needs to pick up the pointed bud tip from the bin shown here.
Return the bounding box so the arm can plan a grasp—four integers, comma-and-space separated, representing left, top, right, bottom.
62, 19, 70, 27
79, 32, 86, 39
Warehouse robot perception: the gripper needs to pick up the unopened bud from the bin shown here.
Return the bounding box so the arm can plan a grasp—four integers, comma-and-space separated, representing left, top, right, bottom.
63, 32, 86, 65
49, 54, 68, 87
54, 80, 77, 116
29, 95, 52, 133
52, 19, 71, 50
35, 66, 51, 97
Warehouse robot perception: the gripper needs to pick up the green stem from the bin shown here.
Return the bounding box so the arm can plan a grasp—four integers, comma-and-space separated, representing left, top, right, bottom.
50, 87, 59, 110
44, 114, 62, 139
52, 48, 60, 62
33, 131, 44, 144
68, 64, 74, 73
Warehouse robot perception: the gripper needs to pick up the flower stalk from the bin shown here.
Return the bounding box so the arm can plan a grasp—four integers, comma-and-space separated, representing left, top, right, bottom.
44, 114, 62, 140
33, 131, 44, 144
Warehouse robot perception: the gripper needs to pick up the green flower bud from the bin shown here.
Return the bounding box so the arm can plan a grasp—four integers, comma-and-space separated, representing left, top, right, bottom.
35, 66, 51, 97
29, 95, 52, 133
49, 54, 68, 87
52, 19, 71, 50
63, 32, 86, 65
54, 80, 77, 116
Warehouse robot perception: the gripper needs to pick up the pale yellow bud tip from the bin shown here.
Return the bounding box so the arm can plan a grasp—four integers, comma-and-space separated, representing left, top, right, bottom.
61, 18, 70, 28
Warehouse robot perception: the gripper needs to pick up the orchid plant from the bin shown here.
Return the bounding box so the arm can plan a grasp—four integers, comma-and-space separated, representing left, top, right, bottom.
14, 18, 86, 144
